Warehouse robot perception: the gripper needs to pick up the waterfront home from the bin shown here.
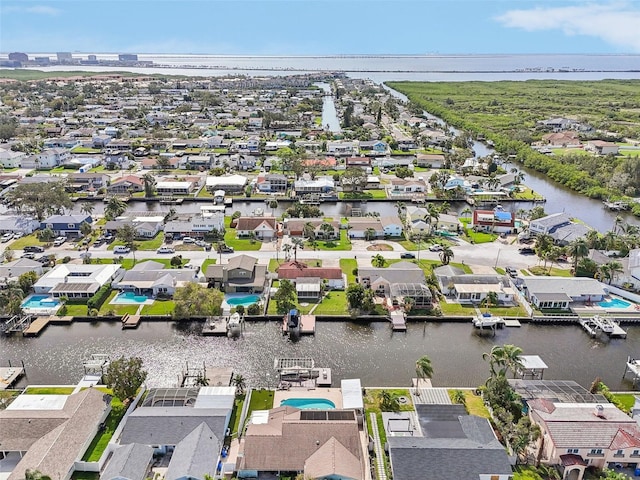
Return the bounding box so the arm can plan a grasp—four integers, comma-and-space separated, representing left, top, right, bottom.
434, 267, 514, 305
205, 254, 267, 293
529, 212, 572, 236
156, 180, 196, 196
388, 404, 513, 480
180, 154, 212, 169
520, 276, 606, 310
21, 148, 70, 169
471, 209, 515, 234
444, 175, 471, 191
164, 213, 224, 239
537, 117, 577, 132
586, 140, 619, 156
0, 388, 111, 480
541, 131, 580, 146
40, 214, 93, 237
227, 154, 258, 171
283, 218, 339, 239
237, 406, 366, 479
277, 261, 345, 290
416, 153, 445, 168
113, 261, 197, 297
0, 258, 44, 287
101, 443, 154, 480
380, 216, 403, 237
235, 216, 277, 240
108, 175, 144, 194
33, 264, 122, 299
388, 178, 427, 196
359, 139, 388, 154
256, 173, 288, 193
0, 214, 40, 235
377, 157, 413, 169
294, 176, 335, 195
549, 223, 592, 246
347, 217, 384, 239
105, 216, 164, 239
206, 174, 248, 193
67, 172, 110, 192
528, 400, 640, 480
359, 261, 426, 296
302, 157, 337, 170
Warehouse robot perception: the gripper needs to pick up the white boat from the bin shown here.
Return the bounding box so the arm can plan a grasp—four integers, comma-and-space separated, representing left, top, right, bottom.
473, 314, 504, 329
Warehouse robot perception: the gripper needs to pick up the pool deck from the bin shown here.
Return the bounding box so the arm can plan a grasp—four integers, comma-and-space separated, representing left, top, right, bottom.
273, 387, 344, 409
110, 294, 154, 306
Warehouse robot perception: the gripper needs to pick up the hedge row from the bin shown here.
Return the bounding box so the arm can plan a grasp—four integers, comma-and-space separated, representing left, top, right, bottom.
87, 283, 111, 311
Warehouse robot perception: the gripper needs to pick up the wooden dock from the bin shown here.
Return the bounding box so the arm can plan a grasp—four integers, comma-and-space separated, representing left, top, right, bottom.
389, 310, 407, 331
121, 314, 141, 329
0, 366, 25, 390
202, 316, 228, 336
579, 316, 627, 338
300, 315, 316, 335
22, 316, 51, 337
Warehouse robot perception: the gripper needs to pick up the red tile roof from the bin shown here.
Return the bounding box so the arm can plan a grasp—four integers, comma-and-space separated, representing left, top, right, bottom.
277, 261, 343, 280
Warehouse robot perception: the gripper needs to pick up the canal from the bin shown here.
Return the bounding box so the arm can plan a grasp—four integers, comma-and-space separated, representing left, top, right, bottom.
2, 320, 639, 390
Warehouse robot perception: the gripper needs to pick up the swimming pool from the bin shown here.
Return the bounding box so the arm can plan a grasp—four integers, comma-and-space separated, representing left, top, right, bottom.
112, 291, 151, 304
280, 398, 336, 410
21, 295, 60, 309
598, 298, 632, 309
225, 294, 260, 307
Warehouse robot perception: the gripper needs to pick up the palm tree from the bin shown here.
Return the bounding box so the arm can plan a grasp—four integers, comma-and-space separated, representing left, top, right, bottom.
303, 222, 316, 240
282, 244, 292, 261
291, 237, 304, 262
534, 233, 554, 259
439, 202, 450, 214
415, 355, 434, 389
319, 222, 335, 240
232, 374, 246, 394
439, 245, 453, 265
395, 201, 406, 218
605, 260, 623, 285
585, 229, 601, 249
426, 204, 440, 235
379, 390, 400, 412
460, 207, 472, 218
105, 197, 127, 220
501, 344, 525, 378
142, 173, 156, 198
268, 199, 278, 216
80, 202, 94, 217
567, 238, 589, 273
372, 254, 386, 268
364, 228, 376, 242
482, 291, 499, 312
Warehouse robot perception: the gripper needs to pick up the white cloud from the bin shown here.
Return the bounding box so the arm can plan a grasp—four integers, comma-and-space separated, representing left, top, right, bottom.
2, 4, 61, 16
495, 2, 640, 52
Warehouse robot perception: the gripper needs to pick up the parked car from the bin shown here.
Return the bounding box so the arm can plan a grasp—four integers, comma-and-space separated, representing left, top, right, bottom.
519, 247, 535, 255
114, 245, 131, 254
400, 253, 415, 259
157, 247, 175, 254
53, 236, 67, 247
1, 233, 13, 242
195, 240, 207, 247
505, 266, 518, 277
12, 232, 24, 239
182, 237, 195, 244
36, 255, 54, 265
429, 244, 443, 252
219, 245, 234, 253
24, 245, 45, 253
21, 253, 36, 259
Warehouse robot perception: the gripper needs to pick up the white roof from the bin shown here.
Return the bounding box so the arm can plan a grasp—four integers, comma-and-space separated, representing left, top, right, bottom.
249, 410, 270, 425
520, 355, 548, 371
7, 394, 68, 410
341, 379, 364, 410
206, 175, 247, 187
156, 181, 192, 189
34, 264, 120, 290
194, 386, 236, 409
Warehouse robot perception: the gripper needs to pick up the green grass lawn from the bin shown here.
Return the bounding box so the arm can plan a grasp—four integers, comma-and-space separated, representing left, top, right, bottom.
8, 234, 46, 250
364, 388, 414, 414
340, 258, 358, 285
223, 218, 263, 251
512, 187, 545, 201
439, 301, 529, 317
108, 233, 164, 251
82, 395, 126, 461
230, 394, 246, 437
197, 188, 213, 198
268, 258, 286, 272
60, 303, 89, 316
309, 229, 352, 251
529, 266, 572, 277
97, 291, 139, 316
247, 389, 274, 416
313, 291, 348, 315
141, 300, 175, 316
24, 387, 75, 395
611, 393, 636, 413
448, 389, 491, 418
201, 258, 217, 273
71, 473, 99, 480
71, 147, 102, 154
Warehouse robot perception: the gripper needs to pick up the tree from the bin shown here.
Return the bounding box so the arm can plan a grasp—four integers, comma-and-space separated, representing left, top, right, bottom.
341, 167, 367, 192
155, 156, 171, 171
379, 390, 400, 412
103, 356, 148, 401
37, 227, 55, 242
567, 238, 589, 273
232, 374, 246, 394
18, 271, 38, 295
601, 469, 632, 480
173, 283, 224, 318
483, 344, 524, 379
80, 221, 92, 238
142, 173, 156, 198
0, 284, 24, 315
439, 245, 453, 265
303, 222, 316, 240
3, 249, 14, 263
80, 202, 95, 217
105, 197, 128, 220
24, 470, 52, 480
605, 260, 624, 284
170, 255, 183, 268
364, 228, 377, 242
319, 222, 335, 239
451, 389, 466, 405
116, 224, 137, 264
268, 199, 278, 216
273, 279, 297, 314
291, 237, 305, 262
534, 233, 554, 259
0, 116, 18, 141
6, 180, 72, 220
415, 356, 434, 389
372, 254, 386, 268
395, 167, 413, 179
346, 284, 366, 310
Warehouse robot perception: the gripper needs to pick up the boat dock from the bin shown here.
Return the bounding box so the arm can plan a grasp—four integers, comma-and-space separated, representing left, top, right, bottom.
472, 313, 505, 336
389, 309, 407, 331
202, 316, 229, 336
121, 314, 141, 329
623, 356, 640, 385
0, 362, 26, 390
283, 313, 316, 335
579, 316, 627, 338
603, 200, 629, 211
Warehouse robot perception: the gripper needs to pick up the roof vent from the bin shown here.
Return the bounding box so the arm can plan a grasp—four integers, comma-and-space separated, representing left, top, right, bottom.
594, 404, 606, 419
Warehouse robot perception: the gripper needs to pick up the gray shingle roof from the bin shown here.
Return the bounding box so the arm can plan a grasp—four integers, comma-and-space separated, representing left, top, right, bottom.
165, 423, 219, 480
101, 443, 154, 480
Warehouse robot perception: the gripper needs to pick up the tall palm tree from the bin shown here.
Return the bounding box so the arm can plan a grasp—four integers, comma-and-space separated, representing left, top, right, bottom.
80, 202, 94, 217
105, 197, 127, 220
415, 356, 434, 389
319, 222, 335, 239
501, 344, 525, 378
439, 245, 453, 265
439, 202, 450, 214
303, 222, 316, 240
142, 173, 156, 198
567, 238, 589, 273
585, 229, 601, 249
426, 204, 440, 235
596, 263, 611, 283
482, 291, 499, 312
461, 207, 472, 218
534, 233, 554, 259
232, 374, 246, 394
605, 260, 623, 285
291, 237, 304, 262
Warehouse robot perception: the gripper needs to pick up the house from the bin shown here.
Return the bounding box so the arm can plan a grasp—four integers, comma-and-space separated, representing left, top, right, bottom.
294, 176, 335, 195
0, 214, 40, 235
0, 148, 26, 168
302, 157, 337, 170
277, 261, 345, 290
380, 216, 403, 237
359, 261, 426, 296
0, 388, 111, 480
528, 400, 640, 480
156, 180, 196, 196
101, 443, 154, 480
67, 173, 110, 192
388, 178, 427, 196
416, 153, 445, 168
41, 214, 93, 237
542, 131, 580, 146
520, 276, 607, 310
347, 217, 384, 239
0, 258, 44, 286
586, 140, 619, 156
112, 261, 197, 297
237, 406, 366, 479
21, 148, 69, 169
345, 157, 372, 170
529, 213, 573, 236
181, 154, 212, 169
327, 141, 358, 156
444, 175, 471, 191
434, 266, 515, 305
227, 154, 257, 171
206, 174, 248, 193
256, 173, 288, 193
205, 254, 267, 293
388, 404, 513, 480
471, 209, 515, 234
108, 175, 144, 194
283, 218, 339, 239
359, 140, 388, 154
377, 157, 413, 169
235, 216, 277, 240
537, 117, 577, 132
105, 216, 165, 239
33, 264, 122, 299
164, 213, 224, 239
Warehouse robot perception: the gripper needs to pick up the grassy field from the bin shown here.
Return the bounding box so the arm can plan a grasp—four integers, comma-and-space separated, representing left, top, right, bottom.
529, 266, 572, 277
308, 229, 352, 251
247, 389, 274, 415
340, 258, 358, 285
81, 395, 126, 462
313, 291, 347, 315
24, 387, 75, 395
439, 301, 529, 317
7, 234, 46, 250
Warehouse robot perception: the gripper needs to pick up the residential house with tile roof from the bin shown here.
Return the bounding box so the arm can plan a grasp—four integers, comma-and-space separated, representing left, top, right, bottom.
205, 254, 267, 293
235, 216, 277, 240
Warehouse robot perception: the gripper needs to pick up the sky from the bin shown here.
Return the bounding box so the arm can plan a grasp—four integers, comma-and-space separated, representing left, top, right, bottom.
1, 0, 640, 55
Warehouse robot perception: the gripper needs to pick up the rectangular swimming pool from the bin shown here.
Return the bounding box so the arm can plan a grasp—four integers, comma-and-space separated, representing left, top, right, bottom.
598, 298, 632, 309
280, 398, 336, 410
112, 291, 151, 304
21, 295, 60, 309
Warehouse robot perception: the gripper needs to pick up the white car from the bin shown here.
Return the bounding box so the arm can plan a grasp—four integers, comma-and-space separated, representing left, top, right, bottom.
1, 233, 13, 242
157, 247, 175, 254
182, 237, 195, 244
53, 236, 67, 247
429, 244, 443, 252
113, 245, 131, 254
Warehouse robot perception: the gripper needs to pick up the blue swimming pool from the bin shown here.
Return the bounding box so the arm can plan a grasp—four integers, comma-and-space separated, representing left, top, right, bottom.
599, 298, 632, 309
112, 291, 150, 304
225, 294, 260, 307
280, 398, 336, 410
21, 295, 60, 309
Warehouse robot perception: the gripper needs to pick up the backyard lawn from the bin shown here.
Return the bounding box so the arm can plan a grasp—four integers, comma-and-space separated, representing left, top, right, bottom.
201, 258, 217, 273
24, 387, 75, 395
141, 300, 175, 316
247, 389, 274, 414
312, 291, 347, 315
448, 389, 491, 418
340, 258, 358, 285
439, 301, 529, 317
82, 395, 126, 462
229, 394, 246, 437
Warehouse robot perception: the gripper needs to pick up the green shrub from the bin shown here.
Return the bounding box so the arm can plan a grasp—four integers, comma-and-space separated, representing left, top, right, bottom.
87, 283, 111, 311
247, 303, 260, 315
89, 308, 99, 317
62, 256, 71, 263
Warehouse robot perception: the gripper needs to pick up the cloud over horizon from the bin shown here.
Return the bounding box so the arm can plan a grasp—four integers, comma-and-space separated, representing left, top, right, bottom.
495, 2, 640, 52
2, 4, 61, 16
